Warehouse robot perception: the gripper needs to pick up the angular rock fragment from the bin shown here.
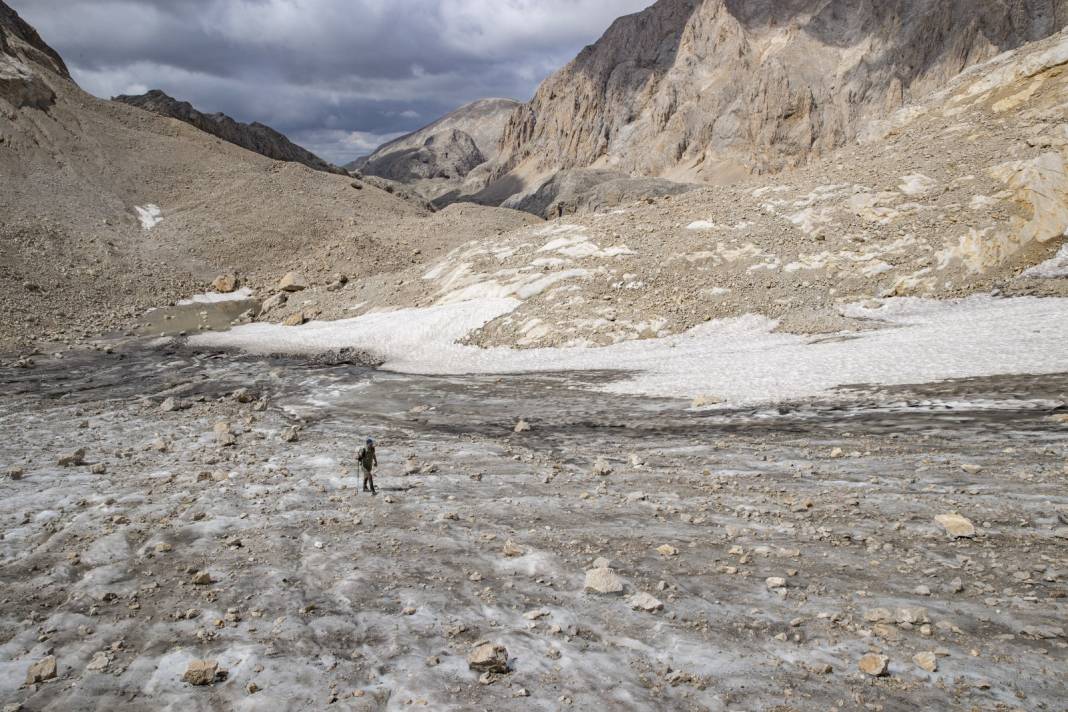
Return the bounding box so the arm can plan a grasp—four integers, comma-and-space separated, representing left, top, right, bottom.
585, 567, 625, 595
913, 651, 938, 672
278, 272, 307, 292
858, 653, 889, 677
211, 274, 239, 293
591, 457, 613, 476
183, 659, 225, 686
58, 448, 86, 466
25, 655, 57, 684
86, 652, 110, 672
935, 514, 976, 538
628, 592, 664, 612
191, 571, 214, 585
468, 643, 509, 674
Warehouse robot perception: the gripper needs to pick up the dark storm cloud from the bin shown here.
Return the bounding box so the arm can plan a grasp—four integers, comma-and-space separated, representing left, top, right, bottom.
8, 0, 652, 164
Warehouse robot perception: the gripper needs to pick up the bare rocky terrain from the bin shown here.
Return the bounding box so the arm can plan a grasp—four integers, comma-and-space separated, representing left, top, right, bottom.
351, 98, 520, 203
113, 89, 346, 175
1, 2, 1067, 710
292, 29, 1068, 349
0, 4, 538, 353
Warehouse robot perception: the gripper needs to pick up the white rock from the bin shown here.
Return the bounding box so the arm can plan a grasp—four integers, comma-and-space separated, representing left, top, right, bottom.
585, 567, 625, 595
628, 592, 664, 612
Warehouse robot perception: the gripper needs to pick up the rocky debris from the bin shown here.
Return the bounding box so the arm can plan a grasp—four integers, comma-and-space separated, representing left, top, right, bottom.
467, 643, 509, 674
211, 274, 239, 293
766, 577, 787, 590
502, 168, 697, 219
858, 653, 890, 677
627, 592, 664, 612
656, 544, 679, 557
913, 651, 938, 673
90, 463, 106, 474
584, 566, 625, 595
25, 655, 57, 684
935, 514, 977, 538
278, 272, 307, 292
5, 466, 23, 480
591, 457, 613, 477
57, 448, 85, 467
182, 659, 226, 686
280, 425, 300, 443
282, 311, 306, 327
502, 540, 524, 557
513, 419, 531, 433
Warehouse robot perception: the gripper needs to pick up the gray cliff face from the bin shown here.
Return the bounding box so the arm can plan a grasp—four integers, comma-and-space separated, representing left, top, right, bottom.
359, 128, 486, 183
490, 0, 1068, 185
113, 89, 345, 174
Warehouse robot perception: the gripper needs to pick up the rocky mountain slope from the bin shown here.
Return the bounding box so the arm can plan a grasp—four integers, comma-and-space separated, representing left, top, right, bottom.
350, 98, 519, 202
326, 27, 1068, 348
0, 2, 538, 352
486, 0, 1068, 197
113, 89, 345, 175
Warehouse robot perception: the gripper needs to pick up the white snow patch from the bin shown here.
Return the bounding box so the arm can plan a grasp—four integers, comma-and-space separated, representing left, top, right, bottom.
686, 220, 716, 231
135, 204, 162, 230
1021, 244, 1068, 278
189, 295, 1068, 406
177, 287, 254, 306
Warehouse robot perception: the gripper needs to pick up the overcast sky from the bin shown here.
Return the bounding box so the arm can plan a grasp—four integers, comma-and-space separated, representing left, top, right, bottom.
10, 0, 652, 164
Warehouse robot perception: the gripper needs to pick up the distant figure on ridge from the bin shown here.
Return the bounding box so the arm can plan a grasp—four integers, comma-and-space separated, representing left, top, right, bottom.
358, 438, 378, 494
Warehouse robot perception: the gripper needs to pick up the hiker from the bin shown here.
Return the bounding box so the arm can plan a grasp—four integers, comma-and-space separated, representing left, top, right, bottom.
358, 438, 378, 494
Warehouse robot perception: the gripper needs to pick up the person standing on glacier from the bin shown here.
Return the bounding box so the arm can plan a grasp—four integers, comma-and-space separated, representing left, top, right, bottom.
358, 438, 378, 494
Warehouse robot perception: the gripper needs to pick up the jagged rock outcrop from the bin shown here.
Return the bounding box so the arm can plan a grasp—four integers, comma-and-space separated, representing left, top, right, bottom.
0, 1, 67, 111
490, 0, 1068, 188
113, 89, 345, 174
